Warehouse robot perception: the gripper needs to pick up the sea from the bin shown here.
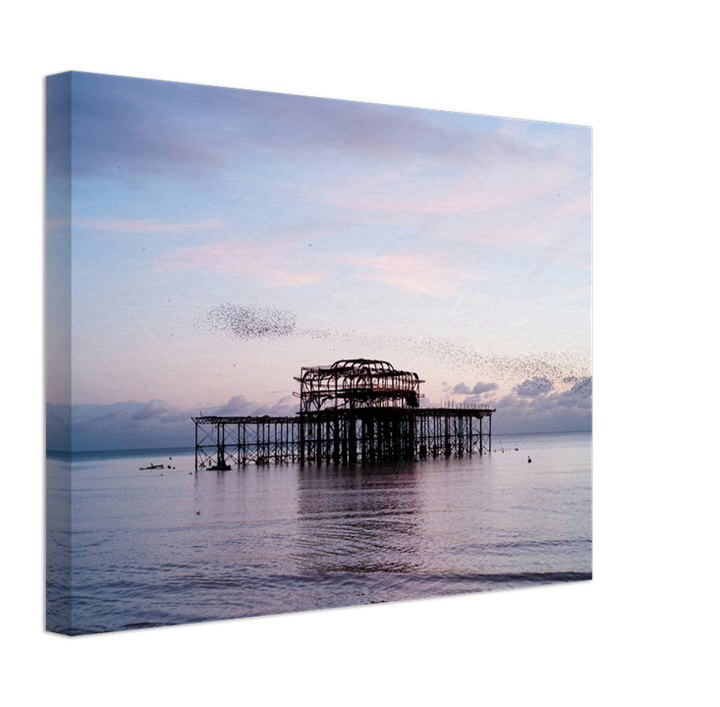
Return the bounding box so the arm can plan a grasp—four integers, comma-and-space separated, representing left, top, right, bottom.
46, 430, 592, 635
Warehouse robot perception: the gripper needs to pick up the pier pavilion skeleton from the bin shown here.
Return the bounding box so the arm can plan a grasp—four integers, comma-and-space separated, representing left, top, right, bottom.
193, 359, 494, 469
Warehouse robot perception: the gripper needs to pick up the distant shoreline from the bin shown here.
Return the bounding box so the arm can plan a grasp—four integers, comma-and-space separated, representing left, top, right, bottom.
46, 446, 196, 461
47, 430, 592, 460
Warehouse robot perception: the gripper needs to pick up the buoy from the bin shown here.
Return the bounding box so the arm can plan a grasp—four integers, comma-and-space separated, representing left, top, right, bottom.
528, 456, 532, 463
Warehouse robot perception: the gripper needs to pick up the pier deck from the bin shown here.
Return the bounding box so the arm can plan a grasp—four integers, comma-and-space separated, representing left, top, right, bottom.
192, 407, 494, 469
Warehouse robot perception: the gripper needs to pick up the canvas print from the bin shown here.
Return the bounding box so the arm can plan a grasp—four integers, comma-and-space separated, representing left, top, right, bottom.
46, 72, 592, 635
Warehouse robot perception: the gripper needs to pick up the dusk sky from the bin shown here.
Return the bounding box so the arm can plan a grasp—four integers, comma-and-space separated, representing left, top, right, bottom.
46, 72, 591, 450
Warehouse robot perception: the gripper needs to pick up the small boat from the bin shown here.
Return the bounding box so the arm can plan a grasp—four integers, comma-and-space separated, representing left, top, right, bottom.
139, 463, 165, 470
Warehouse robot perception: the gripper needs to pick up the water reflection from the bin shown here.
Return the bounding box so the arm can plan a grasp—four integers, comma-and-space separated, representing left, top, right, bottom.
295, 462, 422, 574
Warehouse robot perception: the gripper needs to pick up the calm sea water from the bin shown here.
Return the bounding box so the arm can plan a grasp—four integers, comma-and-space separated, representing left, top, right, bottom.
46, 431, 592, 635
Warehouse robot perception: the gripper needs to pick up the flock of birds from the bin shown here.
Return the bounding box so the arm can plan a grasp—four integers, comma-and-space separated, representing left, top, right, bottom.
202, 304, 298, 340
198, 303, 591, 391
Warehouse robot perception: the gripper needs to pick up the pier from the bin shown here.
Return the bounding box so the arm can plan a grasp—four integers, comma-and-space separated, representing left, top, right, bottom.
192, 359, 494, 469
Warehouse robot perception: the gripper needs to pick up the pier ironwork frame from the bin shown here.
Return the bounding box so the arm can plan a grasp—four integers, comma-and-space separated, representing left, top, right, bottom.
294, 359, 424, 413
193, 359, 494, 470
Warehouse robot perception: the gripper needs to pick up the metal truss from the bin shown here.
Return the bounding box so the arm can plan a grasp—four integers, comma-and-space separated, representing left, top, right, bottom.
293, 359, 424, 414
193, 359, 494, 469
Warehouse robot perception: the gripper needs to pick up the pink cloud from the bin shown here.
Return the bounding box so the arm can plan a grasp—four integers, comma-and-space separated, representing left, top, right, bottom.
75, 217, 226, 234
154, 239, 326, 287
46, 217, 71, 234
337, 251, 490, 295
543, 191, 591, 218
310, 153, 592, 236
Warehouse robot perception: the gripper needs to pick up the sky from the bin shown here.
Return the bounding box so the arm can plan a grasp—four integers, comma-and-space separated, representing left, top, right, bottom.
46, 72, 591, 450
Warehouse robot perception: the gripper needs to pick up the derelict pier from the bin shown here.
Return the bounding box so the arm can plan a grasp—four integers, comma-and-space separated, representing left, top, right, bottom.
192, 359, 494, 469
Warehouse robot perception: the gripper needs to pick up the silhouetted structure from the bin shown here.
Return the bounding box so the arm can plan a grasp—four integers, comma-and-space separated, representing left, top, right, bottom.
193, 359, 494, 469
294, 359, 423, 412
